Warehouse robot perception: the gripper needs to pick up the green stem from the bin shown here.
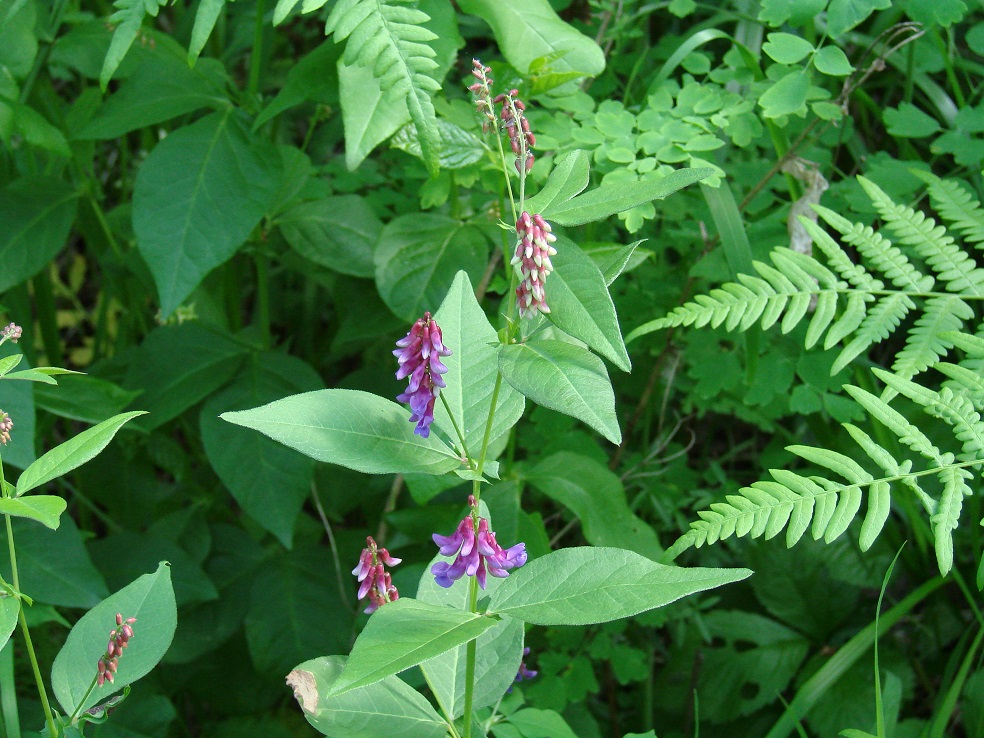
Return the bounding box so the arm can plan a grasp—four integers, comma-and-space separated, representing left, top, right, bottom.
68, 673, 100, 723
461, 575, 479, 738
439, 394, 471, 463
0, 638, 21, 738
247, 0, 267, 103
473, 373, 502, 503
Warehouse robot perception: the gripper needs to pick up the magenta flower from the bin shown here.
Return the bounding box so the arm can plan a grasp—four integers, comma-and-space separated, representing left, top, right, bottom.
431, 495, 527, 589
96, 613, 136, 687
352, 536, 401, 614
511, 212, 558, 319
0, 411, 11, 445
468, 59, 497, 134
494, 89, 535, 174
394, 312, 452, 438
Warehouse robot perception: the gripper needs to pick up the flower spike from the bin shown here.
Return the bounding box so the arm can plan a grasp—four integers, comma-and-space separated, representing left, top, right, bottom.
394, 312, 452, 438
511, 212, 558, 319
352, 536, 401, 614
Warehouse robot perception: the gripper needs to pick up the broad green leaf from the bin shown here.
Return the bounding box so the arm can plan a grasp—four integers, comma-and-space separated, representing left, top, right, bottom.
220, 389, 462, 475
546, 237, 630, 371
74, 57, 228, 139
375, 214, 488, 322
457, 0, 604, 77
759, 71, 810, 118
246, 546, 350, 675
0, 96, 71, 156
0, 495, 66, 529
432, 271, 525, 456
0, 354, 21, 376
544, 168, 710, 226
522, 149, 590, 215
508, 709, 579, 738
52, 562, 176, 716
595, 241, 648, 286
201, 354, 321, 548
530, 453, 661, 558
0, 517, 107, 608
0, 0, 36, 77
417, 548, 525, 719
34, 375, 142, 424
122, 322, 247, 431
391, 119, 485, 170
339, 58, 410, 171
826, 0, 892, 37
278, 195, 379, 278
758, 0, 826, 25
498, 340, 621, 444
902, 0, 967, 26
812, 46, 854, 76
287, 656, 446, 738
488, 547, 752, 625
0, 598, 19, 654
762, 33, 815, 64
15, 411, 145, 496
132, 110, 279, 316
328, 598, 500, 696
0, 177, 78, 292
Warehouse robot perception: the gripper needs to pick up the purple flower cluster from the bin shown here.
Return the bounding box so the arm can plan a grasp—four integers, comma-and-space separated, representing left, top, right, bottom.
1, 323, 21, 344
511, 212, 558, 319
352, 536, 401, 614
97, 613, 136, 687
432, 495, 527, 589
394, 312, 452, 438
494, 89, 535, 174
0, 411, 11, 446
467, 59, 497, 134
507, 647, 537, 693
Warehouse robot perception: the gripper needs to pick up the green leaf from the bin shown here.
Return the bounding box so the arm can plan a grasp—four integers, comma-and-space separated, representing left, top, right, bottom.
100, 0, 169, 88
597, 240, 648, 286
328, 598, 500, 696
432, 271, 525, 455
488, 547, 751, 625
523, 150, 591, 216
0, 496, 66, 529
759, 71, 810, 118
457, 0, 604, 77
287, 656, 446, 738
200, 354, 321, 548
0, 343, 35, 470
74, 57, 228, 139
530, 453, 661, 558
0, 597, 19, 654
34, 375, 142, 425
255, 40, 340, 128
902, 0, 967, 26
826, 0, 892, 38
132, 110, 279, 316
544, 168, 710, 226
338, 58, 410, 171
122, 322, 247, 431
0, 517, 108, 607
15, 411, 145, 496
391, 119, 485, 170
1, 366, 80, 384
374, 214, 488, 322
546, 237, 631, 372
812, 46, 854, 76
884, 102, 941, 138
188, 0, 225, 62
758, 0, 826, 26
220, 389, 462, 475
0, 354, 21, 376
278, 195, 379, 278
498, 340, 621, 444
417, 548, 525, 719
508, 709, 579, 738
762, 33, 815, 64
0, 177, 78, 293
0, 96, 71, 156
245, 546, 350, 675
51, 562, 176, 716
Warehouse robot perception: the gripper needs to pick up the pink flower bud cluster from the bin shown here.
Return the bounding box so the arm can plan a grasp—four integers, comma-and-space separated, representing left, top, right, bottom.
432, 495, 527, 590
352, 536, 401, 614
511, 212, 558, 319
1, 323, 21, 343
467, 59, 497, 134
0, 412, 11, 445
97, 613, 136, 687
394, 312, 452, 438
494, 89, 535, 174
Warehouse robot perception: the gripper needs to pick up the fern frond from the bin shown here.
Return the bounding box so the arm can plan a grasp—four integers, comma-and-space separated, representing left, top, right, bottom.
935, 362, 984, 408
844, 384, 950, 465
860, 176, 984, 298
914, 171, 984, 248
931, 465, 974, 575
101, 0, 169, 89
832, 293, 914, 374
325, 0, 441, 175
814, 204, 934, 292
889, 295, 972, 385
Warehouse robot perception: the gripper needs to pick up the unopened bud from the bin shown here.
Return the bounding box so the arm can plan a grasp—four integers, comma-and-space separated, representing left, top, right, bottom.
116, 613, 123, 626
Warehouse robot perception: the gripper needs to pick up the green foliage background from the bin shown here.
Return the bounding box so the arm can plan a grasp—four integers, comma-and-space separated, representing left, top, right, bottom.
1, 0, 984, 735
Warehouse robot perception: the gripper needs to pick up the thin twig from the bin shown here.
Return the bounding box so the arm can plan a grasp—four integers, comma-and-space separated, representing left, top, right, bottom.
375, 474, 404, 543
311, 484, 353, 613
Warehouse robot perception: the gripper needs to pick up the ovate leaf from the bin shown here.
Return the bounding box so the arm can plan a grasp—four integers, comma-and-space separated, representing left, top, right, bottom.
488, 547, 751, 625
220, 389, 462, 475
132, 110, 279, 316
0, 496, 67, 529
278, 195, 380, 278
